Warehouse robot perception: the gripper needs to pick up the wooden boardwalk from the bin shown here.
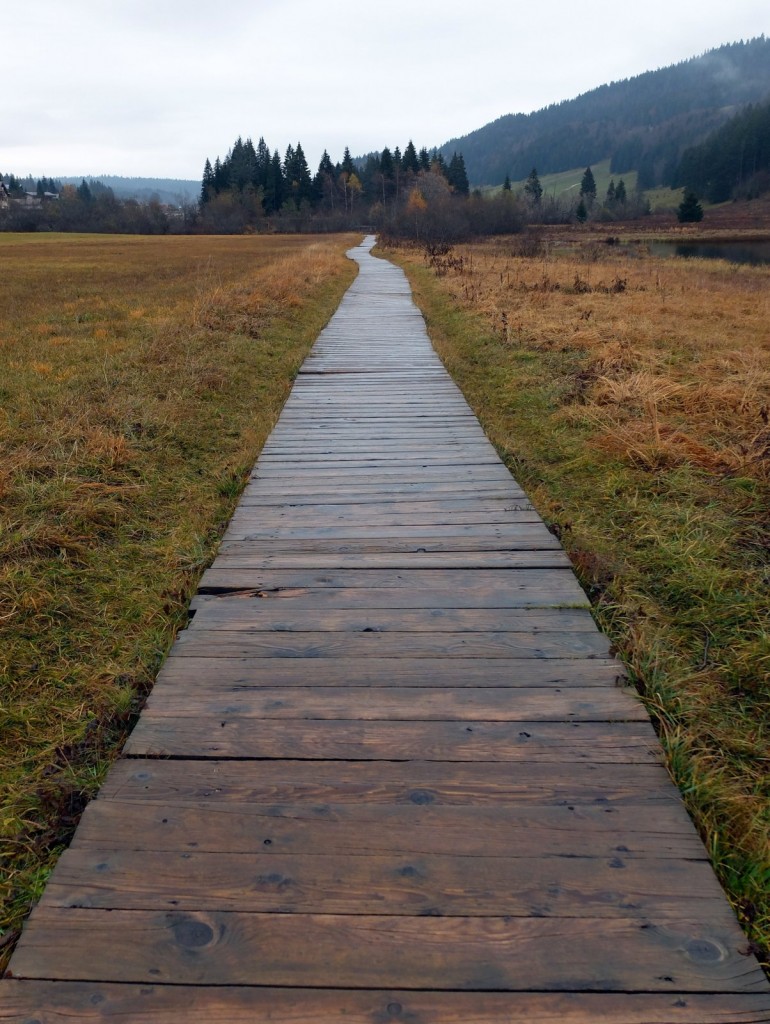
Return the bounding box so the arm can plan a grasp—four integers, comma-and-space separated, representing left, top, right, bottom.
4, 237, 769, 1022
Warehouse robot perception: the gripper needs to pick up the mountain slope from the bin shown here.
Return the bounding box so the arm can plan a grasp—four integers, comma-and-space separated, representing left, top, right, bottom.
439, 37, 770, 187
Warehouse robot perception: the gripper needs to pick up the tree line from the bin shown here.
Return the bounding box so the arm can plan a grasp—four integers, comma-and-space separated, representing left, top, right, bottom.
0, 175, 180, 234
197, 137, 470, 232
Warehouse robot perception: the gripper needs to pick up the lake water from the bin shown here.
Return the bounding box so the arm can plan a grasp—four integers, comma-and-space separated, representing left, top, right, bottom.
649, 240, 770, 266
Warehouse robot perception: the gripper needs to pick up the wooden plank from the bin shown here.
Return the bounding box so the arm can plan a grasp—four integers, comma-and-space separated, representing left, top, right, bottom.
170, 628, 612, 659
41, 849, 727, 917
235, 485, 531, 505
218, 530, 560, 551
124, 718, 658, 761
143, 686, 646, 722
99, 758, 678, 806
220, 524, 556, 542
196, 567, 588, 599
71, 799, 707, 859
4, 983, 770, 1024
152, 656, 626, 689
12, 908, 766, 991
211, 551, 573, 570
225, 509, 544, 529
193, 580, 591, 609
186, 607, 599, 633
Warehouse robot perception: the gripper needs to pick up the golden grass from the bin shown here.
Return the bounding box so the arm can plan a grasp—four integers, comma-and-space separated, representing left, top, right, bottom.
384, 234, 770, 962
0, 232, 359, 963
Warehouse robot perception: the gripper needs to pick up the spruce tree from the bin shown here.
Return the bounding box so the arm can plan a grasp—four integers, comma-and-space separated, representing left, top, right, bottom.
255, 138, 272, 192
580, 166, 597, 201
402, 140, 419, 174
502, 174, 512, 192
677, 189, 703, 222
265, 150, 284, 211
341, 147, 355, 177
615, 179, 627, 204
313, 150, 335, 205
575, 198, 588, 223
606, 179, 616, 204
200, 158, 215, 204
418, 147, 431, 172
524, 167, 542, 203
447, 152, 469, 195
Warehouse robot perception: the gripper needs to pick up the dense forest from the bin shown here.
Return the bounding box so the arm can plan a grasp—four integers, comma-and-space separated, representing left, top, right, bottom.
675, 99, 770, 203
440, 37, 770, 187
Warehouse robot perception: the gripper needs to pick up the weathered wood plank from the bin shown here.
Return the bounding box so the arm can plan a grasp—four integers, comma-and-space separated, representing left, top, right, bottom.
196, 566, 587, 596
4, 983, 769, 1024
143, 686, 645, 722
99, 758, 678, 805
152, 656, 626, 689
71, 800, 706, 859
170, 628, 612, 659
125, 717, 658, 761
186, 606, 598, 633
195, 573, 591, 607
41, 849, 727, 917
210, 550, 574, 570
12, 908, 765, 991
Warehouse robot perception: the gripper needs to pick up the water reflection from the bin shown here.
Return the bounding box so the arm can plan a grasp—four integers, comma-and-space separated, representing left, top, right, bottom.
649, 240, 770, 266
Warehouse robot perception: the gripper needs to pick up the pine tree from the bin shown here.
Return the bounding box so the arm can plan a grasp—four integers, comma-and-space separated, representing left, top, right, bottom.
523, 167, 542, 203
580, 166, 597, 201
213, 157, 229, 193
286, 142, 312, 202
447, 152, 469, 195
677, 189, 703, 223
402, 140, 419, 174
255, 137, 272, 192
200, 158, 215, 204
313, 150, 336, 206
265, 150, 284, 211
379, 147, 394, 180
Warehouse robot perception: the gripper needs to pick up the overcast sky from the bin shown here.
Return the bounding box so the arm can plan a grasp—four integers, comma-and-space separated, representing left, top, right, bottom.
3, 1, 768, 182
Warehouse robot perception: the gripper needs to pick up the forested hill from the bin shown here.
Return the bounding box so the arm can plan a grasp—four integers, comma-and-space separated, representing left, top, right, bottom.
57, 176, 199, 205
439, 37, 770, 188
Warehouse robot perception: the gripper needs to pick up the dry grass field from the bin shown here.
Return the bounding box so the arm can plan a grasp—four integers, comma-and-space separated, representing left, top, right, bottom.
0, 232, 358, 963
384, 233, 770, 961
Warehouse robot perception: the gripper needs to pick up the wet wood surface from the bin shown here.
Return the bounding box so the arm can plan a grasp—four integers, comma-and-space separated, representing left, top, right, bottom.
5, 236, 769, 1021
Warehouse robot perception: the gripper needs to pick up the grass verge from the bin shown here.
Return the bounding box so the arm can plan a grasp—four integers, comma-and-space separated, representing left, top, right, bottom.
383, 235, 770, 964
0, 232, 359, 965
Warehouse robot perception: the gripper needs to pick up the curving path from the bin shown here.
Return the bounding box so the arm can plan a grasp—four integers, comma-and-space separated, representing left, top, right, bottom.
3, 237, 769, 1022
